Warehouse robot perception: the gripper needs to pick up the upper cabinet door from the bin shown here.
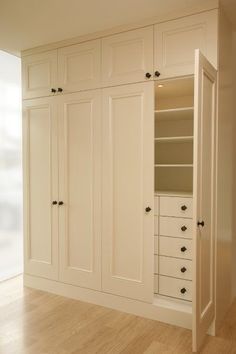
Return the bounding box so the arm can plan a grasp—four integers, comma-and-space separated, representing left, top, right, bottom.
102, 82, 154, 302
58, 40, 101, 93
22, 50, 57, 99
23, 97, 59, 279
58, 90, 102, 291
154, 11, 218, 79
102, 27, 153, 86
192, 50, 217, 352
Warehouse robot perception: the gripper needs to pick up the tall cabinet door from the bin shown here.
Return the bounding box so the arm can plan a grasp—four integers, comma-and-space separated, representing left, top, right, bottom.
102, 82, 154, 302
23, 98, 59, 279
58, 90, 102, 291
192, 50, 217, 352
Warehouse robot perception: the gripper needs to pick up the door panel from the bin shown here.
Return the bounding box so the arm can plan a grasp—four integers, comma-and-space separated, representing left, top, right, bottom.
59, 90, 101, 290
22, 51, 57, 99
192, 50, 217, 352
58, 40, 101, 93
102, 82, 154, 302
102, 27, 153, 86
23, 98, 58, 279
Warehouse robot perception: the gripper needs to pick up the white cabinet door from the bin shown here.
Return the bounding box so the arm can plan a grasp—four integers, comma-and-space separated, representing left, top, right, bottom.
154, 11, 218, 79
58, 40, 101, 93
58, 90, 102, 290
192, 50, 217, 352
102, 82, 154, 302
23, 98, 59, 279
22, 51, 57, 99
102, 27, 153, 86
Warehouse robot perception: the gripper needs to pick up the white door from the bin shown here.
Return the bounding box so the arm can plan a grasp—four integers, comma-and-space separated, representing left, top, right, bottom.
192, 50, 217, 352
22, 51, 58, 99
58, 90, 102, 290
154, 11, 217, 79
58, 40, 101, 93
102, 27, 153, 86
102, 82, 154, 302
23, 98, 59, 279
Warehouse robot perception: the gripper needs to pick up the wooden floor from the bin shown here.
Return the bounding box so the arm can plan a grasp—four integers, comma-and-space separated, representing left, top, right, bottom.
0, 276, 236, 354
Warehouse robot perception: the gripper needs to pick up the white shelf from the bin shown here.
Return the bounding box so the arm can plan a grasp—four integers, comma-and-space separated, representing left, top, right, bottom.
155, 164, 193, 168
155, 190, 193, 197
155, 136, 193, 143
155, 107, 194, 121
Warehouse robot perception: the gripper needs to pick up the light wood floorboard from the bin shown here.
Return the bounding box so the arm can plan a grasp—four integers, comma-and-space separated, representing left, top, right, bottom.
0, 276, 236, 353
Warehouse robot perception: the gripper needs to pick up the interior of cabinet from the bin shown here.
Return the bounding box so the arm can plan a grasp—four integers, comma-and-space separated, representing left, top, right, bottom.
155, 77, 194, 194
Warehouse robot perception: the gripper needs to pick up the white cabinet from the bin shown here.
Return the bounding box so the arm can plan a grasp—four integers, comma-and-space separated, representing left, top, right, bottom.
102, 82, 154, 302
22, 51, 57, 99
154, 11, 218, 78
58, 40, 101, 93
58, 90, 102, 290
102, 27, 153, 86
23, 97, 59, 279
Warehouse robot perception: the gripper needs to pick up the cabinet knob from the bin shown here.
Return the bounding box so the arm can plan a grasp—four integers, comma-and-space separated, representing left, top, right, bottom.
145, 206, 152, 213
181, 246, 187, 252
180, 288, 187, 294
197, 221, 205, 227
51, 88, 56, 93
145, 72, 152, 79
181, 267, 187, 273
181, 205, 187, 211
58, 201, 64, 205
52, 201, 58, 205
181, 225, 187, 232
57, 87, 63, 92
154, 71, 161, 77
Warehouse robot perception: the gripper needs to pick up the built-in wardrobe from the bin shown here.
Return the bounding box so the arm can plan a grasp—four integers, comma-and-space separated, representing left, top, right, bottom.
22, 6, 234, 352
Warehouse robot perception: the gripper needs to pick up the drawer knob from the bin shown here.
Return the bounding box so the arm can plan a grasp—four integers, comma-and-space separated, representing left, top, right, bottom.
181, 205, 187, 211
51, 88, 56, 93
57, 87, 63, 92
181, 267, 187, 273
181, 225, 187, 232
58, 201, 64, 205
181, 246, 187, 252
145, 72, 152, 79
180, 287, 187, 294
197, 221, 205, 227
154, 70, 161, 77
52, 200, 58, 205
145, 206, 152, 213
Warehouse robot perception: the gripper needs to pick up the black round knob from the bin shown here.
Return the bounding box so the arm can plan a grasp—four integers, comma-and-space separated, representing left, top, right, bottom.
145, 72, 152, 79
181, 246, 187, 252
180, 288, 187, 294
52, 201, 58, 205
145, 206, 152, 213
181, 225, 187, 232
58, 201, 64, 205
51, 88, 56, 93
197, 221, 205, 227
154, 71, 161, 77
181, 267, 187, 273
57, 87, 63, 92
181, 205, 187, 211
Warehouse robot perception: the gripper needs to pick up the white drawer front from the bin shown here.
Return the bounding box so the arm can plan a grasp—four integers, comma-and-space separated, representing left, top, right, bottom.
154, 196, 159, 215
154, 216, 159, 235
154, 236, 158, 255
160, 196, 193, 218
159, 256, 192, 280
159, 216, 192, 239
154, 255, 158, 274
159, 276, 192, 301
154, 274, 158, 294
159, 236, 192, 259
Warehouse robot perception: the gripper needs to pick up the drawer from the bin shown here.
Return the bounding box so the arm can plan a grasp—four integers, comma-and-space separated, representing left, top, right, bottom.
159, 236, 192, 259
154, 216, 159, 235
154, 255, 158, 274
154, 236, 158, 255
159, 216, 192, 239
154, 274, 158, 294
159, 275, 192, 301
154, 196, 159, 215
159, 256, 192, 280
160, 196, 193, 218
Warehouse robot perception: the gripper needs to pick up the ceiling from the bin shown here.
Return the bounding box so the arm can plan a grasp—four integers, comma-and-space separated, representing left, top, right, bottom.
0, 0, 235, 56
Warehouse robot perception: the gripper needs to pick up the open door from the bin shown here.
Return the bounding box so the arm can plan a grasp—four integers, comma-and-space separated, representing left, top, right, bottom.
192, 50, 217, 352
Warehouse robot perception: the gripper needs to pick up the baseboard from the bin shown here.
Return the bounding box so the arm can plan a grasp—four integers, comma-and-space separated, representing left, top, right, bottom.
24, 273, 192, 329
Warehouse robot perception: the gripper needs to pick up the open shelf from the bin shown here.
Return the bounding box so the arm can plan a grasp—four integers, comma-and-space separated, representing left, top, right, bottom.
155, 107, 194, 121
155, 164, 193, 168
155, 136, 193, 143
155, 190, 193, 197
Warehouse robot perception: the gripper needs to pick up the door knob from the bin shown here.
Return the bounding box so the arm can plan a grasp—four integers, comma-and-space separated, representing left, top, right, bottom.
51, 88, 56, 93
58, 201, 64, 205
154, 71, 161, 77
181, 225, 187, 232
52, 201, 58, 205
180, 288, 187, 294
145, 72, 152, 79
57, 87, 63, 92
181, 267, 187, 273
197, 221, 205, 227
181, 246, 187, 253
145, 206, 152, 213
181, 205, 187, 211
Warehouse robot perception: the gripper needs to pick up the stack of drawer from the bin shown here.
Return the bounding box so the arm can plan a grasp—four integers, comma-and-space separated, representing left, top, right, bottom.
154, 194, 193, 301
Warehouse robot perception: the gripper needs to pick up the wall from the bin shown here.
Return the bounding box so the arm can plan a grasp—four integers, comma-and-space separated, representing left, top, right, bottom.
232, 31, 236, 298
